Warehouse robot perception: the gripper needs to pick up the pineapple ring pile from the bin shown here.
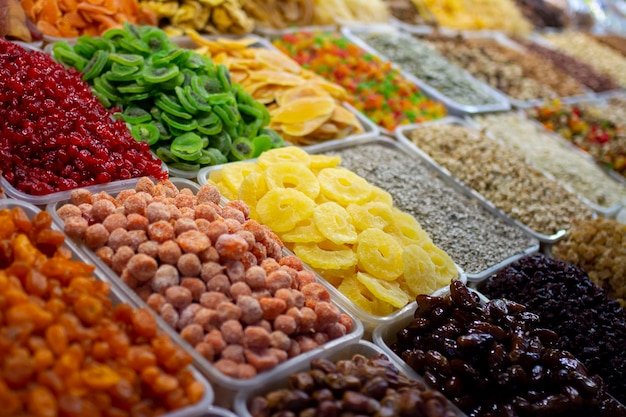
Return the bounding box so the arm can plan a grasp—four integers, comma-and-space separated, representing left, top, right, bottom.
208, 147, 458, 315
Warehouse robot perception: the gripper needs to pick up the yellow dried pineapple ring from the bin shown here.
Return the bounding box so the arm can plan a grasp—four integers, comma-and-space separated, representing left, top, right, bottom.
281, 217, 326, 244
403, 244, 438, 298
264, 162, 320, 199
221, 162, 259, 193
356, 272, 410, 309
215, 181, 237, 201
318, 265, 357, 288
309, 154, 341, 171
293, 241, 357, 270
208, 169, 223, 184
256, 188, 315, 232
313, 202, 358, 245
258, 147, 311, 168
370, 186, 394, 206
347, 202, 394, 231
338, 273, 394, 316
356, 228, 403, 281
238, 171, 267, 220
423, 242, 459, 286
318, 167, 373, 206
387, 209, 433, 247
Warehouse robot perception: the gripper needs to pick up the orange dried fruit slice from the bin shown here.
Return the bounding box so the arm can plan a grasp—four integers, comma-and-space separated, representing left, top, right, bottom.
258, 147, 311, 168
402, 244, 438, 298
256, 188, 315, 233
346, 202, 394, 231
222, 162, 260, 192
356, 228, 403, 281
356, 272, 410, 309
293, 241, 357, 270
264, 162, 320, 199
281, 217, 326, 244
271, 96, 335, 124
423, 242, 459, 286
313, 202, 357, 245
318, 167, 373, 206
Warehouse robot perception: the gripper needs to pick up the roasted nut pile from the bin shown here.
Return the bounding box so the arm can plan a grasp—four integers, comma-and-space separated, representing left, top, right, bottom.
426, 36, 584, 101
514, 0, 569, 28
543, 32, 626, 87
354, 32, 500, 107
474, 113, 626, 209
512, 37, 619, 92
391, 280, 623, 417
327, 143, 537, 276
248, 353, 461, 417
407, 124, 594, 235
552, 218, 626, 307
481, 254, 626, 405
57, 177, 353, 379
0, 207, 205, 414
594, 35, 626, 57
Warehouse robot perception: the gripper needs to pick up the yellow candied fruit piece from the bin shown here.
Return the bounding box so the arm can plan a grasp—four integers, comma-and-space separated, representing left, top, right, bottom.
347, 202, 394, 231
356, 228, 403, 281
309, 154, 341, 171
318, 265, 357, 288
313, 202, 357, 245
356, 272, 410, 309
423, 242, 459, 286
258, 146, 311, 168
215, 181, 237, 201
387, 208, 433, 247
370, 185, 394, 206
281, 217, 326, 243
318, 167, 373, 206
338, 273, 395, 316
256, 188, 315, 232
264, 162, 320, 199
221, 162, 259, 193
238, 172, 268, 221
208, 169, 223, 185
403, 244, 439, 298
293, 241, 357, 270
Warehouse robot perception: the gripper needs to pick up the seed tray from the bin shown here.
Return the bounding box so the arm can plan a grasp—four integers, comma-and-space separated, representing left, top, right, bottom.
1, 198, 215, 417
233, 339, 468, 417
46, 178, 363, 408
340, 26, 511, 117
465, 111, 625, 219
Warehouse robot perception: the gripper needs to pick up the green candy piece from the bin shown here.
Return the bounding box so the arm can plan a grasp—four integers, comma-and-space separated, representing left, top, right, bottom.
171, 132, 203, 161
162, 112, 198, 132
131, 123, 160, 145
142, 64, 180, 84
109, 53, 144, 67
121, 106, 151, 124
175, 86, 198, 115
155, 94, 191, 119
82, 50, 109, 81
229, 137, 255, 161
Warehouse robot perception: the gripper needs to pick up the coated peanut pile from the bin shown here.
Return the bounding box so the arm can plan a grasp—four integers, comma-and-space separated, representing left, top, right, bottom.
543, 32, 626, 87
407, 124, 594, 235
552, 218, 626, 307
57, 178, 354, 379
474, 113, 626, 209
426, 36, 584, 101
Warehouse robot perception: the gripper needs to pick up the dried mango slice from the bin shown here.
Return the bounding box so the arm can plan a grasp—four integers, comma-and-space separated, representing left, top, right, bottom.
281, 217, 326, 244
264, 162, 320, 199
318, 167, 373, 206
347, 202, 394, 232
254, 49, 302, 74
356, 228, 403, 281
403, 244, 438, 298
338, 273, 394, 316
276, 84, 328, 107
356, 272, 410, 309
271, 96, 335, 124
313, 202, 357, 245
258, 146, 311, 168
221, 162, 259, 193
423, 242, 458, 286
387, 209, 433, 247
309, 154, 341, 171
293, 241, 357, 270
238, 171, 267, 221
330, 105, 362, 131
277, 114, 330, 137
256, 188, 315, 233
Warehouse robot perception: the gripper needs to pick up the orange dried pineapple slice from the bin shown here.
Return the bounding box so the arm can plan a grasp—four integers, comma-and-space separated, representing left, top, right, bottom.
264, 162, 320, 199
280, 217, 326, 243
347, 202, 394, 231
256, 188, 315, 232
318, 167, 373, 206
293, 241, 357, 270
402, 244, 438, 298
258, 147, 311, 169
356, 272, 410, 309
313, 202, 357, 245
356, 228, 403, 281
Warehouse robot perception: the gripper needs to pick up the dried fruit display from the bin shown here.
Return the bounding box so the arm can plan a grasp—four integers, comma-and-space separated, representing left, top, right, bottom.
52, 24, 283, 173
392, 280, 625, 416
139, 0, 253, 36
21, 0, 156, 37
310, 0, 390, 25
481, 254, 626, 405
272, 32, 446, 131
594, 34, 626, 57
188, 34, 365, 144
0, 39, 166, 196
0, 206, 205, 415
513, 0, 569, 28
242, 0, 316, 29
57, 177, 354, 379
1, 0, 40, 41
206, 147, 459, 316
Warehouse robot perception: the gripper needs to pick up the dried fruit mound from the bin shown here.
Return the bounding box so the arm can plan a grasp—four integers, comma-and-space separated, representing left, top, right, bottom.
0, 207, 204, 415
0, 39, 166, 196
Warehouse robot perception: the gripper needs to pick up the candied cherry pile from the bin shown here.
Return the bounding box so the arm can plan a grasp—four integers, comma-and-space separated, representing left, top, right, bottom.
0, 207, 204, 415
0, 39, 166, 196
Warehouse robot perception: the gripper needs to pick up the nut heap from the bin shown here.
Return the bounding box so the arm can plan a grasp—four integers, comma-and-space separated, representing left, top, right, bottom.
392, 280, 624, 417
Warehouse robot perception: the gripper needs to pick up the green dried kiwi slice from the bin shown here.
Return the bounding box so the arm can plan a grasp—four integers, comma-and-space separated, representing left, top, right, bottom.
150, 106, 162, 122
216, 64, 232, 92
171, 132, 203, 161
142, 64, 180, 84
119, 38, 151, 55
53, 42, 88, 72
131, 123, 160, 145
243, 118, 262, 139
73, 42, 97, 60
155, 146, 179, 163
91, 88, 111, 107
205, 148, 228, 165
155, 94, 191, 119
162, 112, 198, 132
202, 76, 224, 95
77, 35, 115, 54
168, 125, 184, 137
110, 62, 140, 76
252, 134, 273, 157
142, 29, 171, 53
197, 121, 222, 136
123, 21, 142, 39
170, 161, 201, 171
184, 85, 211, 112
153, 121, 171, 141
185, 54, 209, 70
262, 127, 284, 148
120, 106, 152, 124
172, 50, 192, 67
109, 53, 144, 67
125, 92, 151, 102
175, 86, 198, 115
181, 69, 195, 87
209, 130, 232, 155
103, 27, 133, 43
93, 76, 121, 102
152, 48, 185, 67
118, 82, 150, 94
158, 72, 185, 91
229, 137, 255, 161
82, 50, 109, 81
206, 93, 232, 106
